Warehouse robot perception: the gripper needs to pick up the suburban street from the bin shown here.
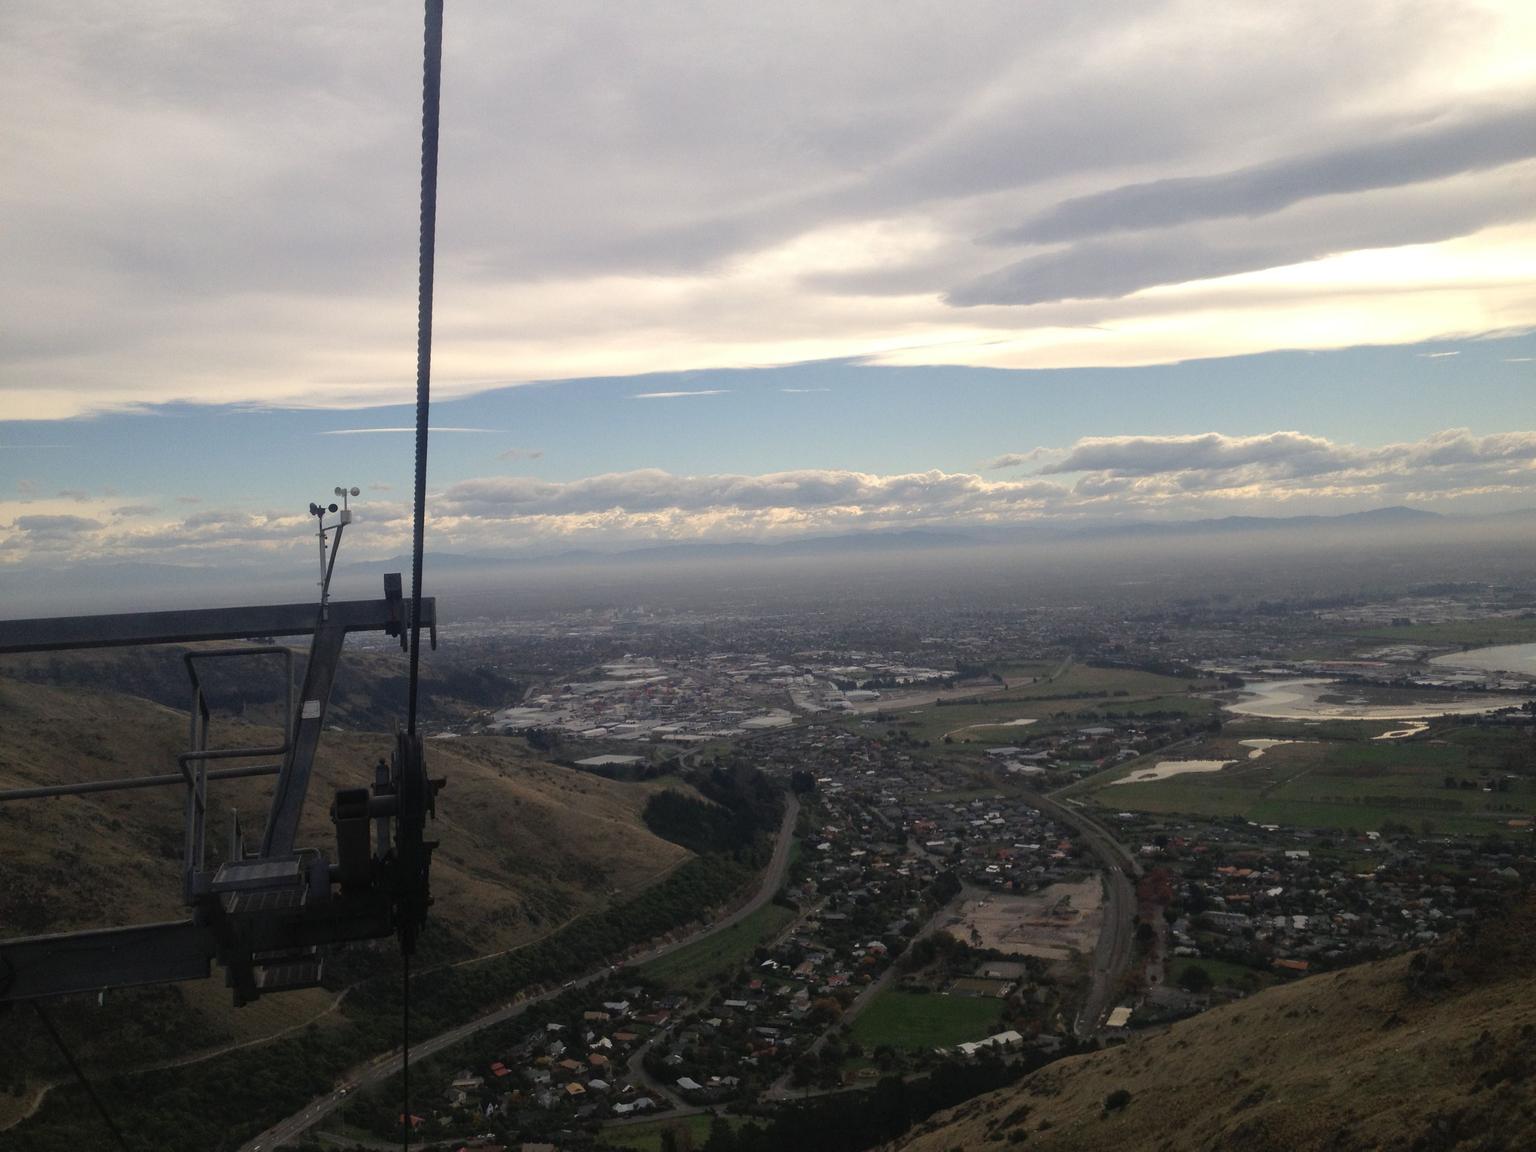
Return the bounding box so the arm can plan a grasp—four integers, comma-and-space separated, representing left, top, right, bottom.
763, 884, 964, 1101
239, 794, 800, 1152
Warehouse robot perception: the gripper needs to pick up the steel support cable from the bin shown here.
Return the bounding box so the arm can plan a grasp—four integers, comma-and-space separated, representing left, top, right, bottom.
407, 0, 443, 740
402, 951, 413, 1152
33, 1002, 134, 1152
403, 5, 444, 1150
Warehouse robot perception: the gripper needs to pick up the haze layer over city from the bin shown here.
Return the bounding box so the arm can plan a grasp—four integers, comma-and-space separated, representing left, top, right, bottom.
3, 4, 1536, 1152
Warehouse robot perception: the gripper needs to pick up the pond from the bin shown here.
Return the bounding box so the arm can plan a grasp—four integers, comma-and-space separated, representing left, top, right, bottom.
1224, 678, 1527, 721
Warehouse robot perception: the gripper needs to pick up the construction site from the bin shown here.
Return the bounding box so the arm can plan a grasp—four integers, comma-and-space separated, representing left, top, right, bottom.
946, 878, 1104, 963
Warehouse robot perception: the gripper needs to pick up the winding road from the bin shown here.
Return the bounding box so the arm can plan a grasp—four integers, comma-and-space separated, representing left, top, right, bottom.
239, 794, 800, 1152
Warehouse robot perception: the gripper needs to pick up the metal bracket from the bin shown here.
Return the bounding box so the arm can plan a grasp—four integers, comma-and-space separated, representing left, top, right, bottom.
0, 578, 441, 1005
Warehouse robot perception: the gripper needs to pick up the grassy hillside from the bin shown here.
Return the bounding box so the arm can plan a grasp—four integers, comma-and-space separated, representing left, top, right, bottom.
895, 896, 1536, 1152
0, 641, 516, 733
0, 674, 689, 1127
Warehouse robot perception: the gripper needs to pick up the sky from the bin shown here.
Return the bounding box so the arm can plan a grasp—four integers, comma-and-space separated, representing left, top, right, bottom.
2, 1, 1535, 577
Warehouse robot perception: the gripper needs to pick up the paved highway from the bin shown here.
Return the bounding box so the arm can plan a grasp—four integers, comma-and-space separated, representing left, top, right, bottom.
239, 794, 800, 1152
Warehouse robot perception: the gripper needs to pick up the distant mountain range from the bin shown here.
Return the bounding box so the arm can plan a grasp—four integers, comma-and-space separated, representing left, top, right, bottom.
4, 505, 1529, 616
344, 504, 1467, 573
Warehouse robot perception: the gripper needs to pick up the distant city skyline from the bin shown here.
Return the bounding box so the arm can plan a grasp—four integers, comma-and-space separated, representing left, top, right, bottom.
3, 2, 1534, 574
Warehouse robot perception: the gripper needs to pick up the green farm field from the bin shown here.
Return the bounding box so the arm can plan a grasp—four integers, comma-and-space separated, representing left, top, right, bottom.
851, 989, 1005, 1050
636, 901, 796, 990
1221, 715, 1413, 742
853, 664, 1209, 746
1084, 728, 1536, 835
992, 659, 1070, 682
1351, 618, 1536, 647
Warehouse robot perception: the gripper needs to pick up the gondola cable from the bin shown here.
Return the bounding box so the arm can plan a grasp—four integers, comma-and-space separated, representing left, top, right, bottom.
402, 2, 445, 1149
33, 1002, 134, 1152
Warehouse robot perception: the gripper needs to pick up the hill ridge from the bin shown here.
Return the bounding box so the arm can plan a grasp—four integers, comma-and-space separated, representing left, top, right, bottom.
895, 894, 1536, 1152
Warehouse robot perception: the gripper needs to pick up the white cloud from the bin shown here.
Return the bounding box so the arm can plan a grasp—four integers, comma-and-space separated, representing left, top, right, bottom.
630, 390, 731, 400
5, 426, 1536, 566
441, 467, 1062, 520
987, 447, 1060, 471
1044, 431, 1352, 477
1035, 428, 1536, 507
2, 2, 1535, 417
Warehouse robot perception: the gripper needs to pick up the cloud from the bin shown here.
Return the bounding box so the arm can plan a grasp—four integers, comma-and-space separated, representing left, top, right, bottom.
1044, 431, 1351, 478
440, 467, 1064, 520
418, 429, 1536, 547
6, 426, 1536, 567
496, 447, 546, 462
5, 2, 1535, 416
988, 104, 1536, 245
987, 447, 1061, 470
1417, 350, 1460, 358
1038, 428, 1536, 506
630, 390, 731, 400
1404, 428, 1536, 469
12, 514, 104, 537
948, 163, 1536, 305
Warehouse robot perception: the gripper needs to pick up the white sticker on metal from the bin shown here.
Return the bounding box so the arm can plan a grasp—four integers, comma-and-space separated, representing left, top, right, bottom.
302, 699, 322, 719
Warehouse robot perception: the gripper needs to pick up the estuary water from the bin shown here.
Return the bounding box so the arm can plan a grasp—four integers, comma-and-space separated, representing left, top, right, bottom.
1224, 678, 1527, 721
1428, 642, 1536, 677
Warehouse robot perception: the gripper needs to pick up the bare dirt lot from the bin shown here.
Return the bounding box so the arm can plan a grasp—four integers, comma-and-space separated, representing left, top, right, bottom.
946, 878, 1103, 962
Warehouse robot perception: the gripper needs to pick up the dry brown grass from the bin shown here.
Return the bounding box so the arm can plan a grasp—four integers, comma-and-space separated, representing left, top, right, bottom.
896, 901, 1536, 1152
0, 677, 687, 947
0, 675, 690, 1124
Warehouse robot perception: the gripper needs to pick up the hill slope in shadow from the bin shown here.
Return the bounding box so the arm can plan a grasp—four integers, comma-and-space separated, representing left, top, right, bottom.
896, 894, 1536, 1152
